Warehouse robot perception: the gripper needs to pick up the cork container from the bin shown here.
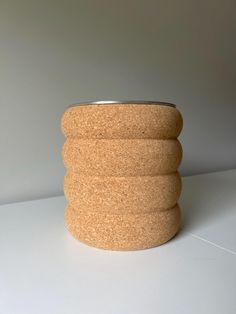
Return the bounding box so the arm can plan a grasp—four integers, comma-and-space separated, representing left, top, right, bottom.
61, 101, 183, 250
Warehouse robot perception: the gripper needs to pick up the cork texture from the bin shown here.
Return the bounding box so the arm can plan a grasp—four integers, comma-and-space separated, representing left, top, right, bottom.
64, 172, 182, 214
61, 103, 183, 250
65, 204, 181, 251
61, 104, 182, 139
62, 139, 182, 176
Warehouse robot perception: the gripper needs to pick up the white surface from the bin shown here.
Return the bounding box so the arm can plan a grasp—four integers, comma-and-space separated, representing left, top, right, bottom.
0, 170, 236, 314
181, 169, 236, 252
2, 0, 236, 204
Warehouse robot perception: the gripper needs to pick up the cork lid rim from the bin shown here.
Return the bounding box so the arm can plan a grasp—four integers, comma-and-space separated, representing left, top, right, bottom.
68, 100, 176, 108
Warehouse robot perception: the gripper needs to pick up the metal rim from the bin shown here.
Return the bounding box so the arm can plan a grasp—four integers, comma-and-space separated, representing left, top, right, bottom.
68, 100, 176, 108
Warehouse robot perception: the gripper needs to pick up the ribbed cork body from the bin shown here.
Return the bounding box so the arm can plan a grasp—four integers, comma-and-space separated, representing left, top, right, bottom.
61, 102, 183, 250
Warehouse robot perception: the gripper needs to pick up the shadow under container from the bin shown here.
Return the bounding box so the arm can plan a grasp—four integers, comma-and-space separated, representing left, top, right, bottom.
61, 101, 183, 250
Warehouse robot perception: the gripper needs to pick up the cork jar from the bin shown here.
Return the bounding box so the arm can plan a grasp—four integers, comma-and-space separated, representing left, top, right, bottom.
61, 101, 183, 250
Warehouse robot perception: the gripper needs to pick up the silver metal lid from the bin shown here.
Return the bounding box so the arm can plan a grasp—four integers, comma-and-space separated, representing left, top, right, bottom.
68, 100, 176, 108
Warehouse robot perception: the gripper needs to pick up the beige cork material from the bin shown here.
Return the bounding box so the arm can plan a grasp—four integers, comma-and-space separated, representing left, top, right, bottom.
61, 104, 183, 139
61, 102, 183, 251
62, 138, 182, 176
65, 204, 181, 251
64, 172, 182, 214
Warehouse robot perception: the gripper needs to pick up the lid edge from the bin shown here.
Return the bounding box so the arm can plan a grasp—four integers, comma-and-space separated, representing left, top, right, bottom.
68, 100, 176, 108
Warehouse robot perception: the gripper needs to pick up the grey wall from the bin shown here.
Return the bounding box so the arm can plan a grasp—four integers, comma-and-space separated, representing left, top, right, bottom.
1, 0, 236, 204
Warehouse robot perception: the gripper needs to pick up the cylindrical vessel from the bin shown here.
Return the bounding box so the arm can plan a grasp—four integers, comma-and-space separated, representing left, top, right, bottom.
61, 101, 183, 250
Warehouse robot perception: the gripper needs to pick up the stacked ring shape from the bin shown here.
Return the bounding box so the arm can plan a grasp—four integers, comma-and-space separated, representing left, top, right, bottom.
61, 102, 183, 250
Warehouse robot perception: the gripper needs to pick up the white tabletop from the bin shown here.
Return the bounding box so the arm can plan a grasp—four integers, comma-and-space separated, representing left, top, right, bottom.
0, 170, 236, 314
